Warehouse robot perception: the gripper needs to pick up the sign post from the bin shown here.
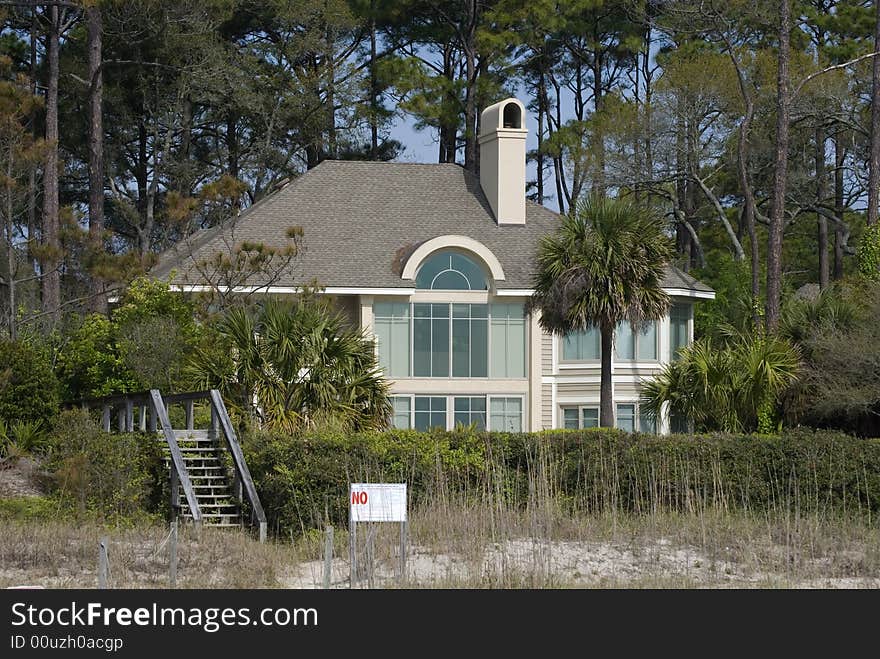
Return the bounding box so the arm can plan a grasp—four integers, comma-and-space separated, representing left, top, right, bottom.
349, 483, 407, 588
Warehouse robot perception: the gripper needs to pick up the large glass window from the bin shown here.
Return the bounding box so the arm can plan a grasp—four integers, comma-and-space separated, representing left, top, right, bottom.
383, 302, 524, 379
490, 397, 522, 432
414, 303, 450, 377
392, 396, 411, 429
414, 396, 447, 431
374, 302, 410, 377
452, 304, 488, 377
639, 406, 657, 434
670, 303, 691, 361
490, 303, 526, 378
615, 321, 657, 361
415, 251, 488, 290
562, 327, 600, 361
453, 397, 486, 430
615, 323, 634, 360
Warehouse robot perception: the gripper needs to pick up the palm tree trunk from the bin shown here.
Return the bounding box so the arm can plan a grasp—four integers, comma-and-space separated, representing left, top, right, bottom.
600, 324, 614, 427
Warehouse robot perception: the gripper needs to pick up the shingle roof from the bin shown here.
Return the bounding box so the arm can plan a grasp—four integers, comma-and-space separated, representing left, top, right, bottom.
151, 160, 713, 294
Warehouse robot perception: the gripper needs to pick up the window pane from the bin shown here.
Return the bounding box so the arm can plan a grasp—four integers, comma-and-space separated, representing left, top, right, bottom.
563, 408, 579, 429
392, 397, 411, 429
491, 304, 525, 378
615, 323, 634, 360
413, 317, 431, 376
639, 407, 656, 434
490, 397, 522, 432
415, 396, 446, 431
432, 316, 449, 377
670, 410, 689, 434
582, 408, 599, 428
415, 251, 488, 290
670, 303, 690, 360
375, 303, 411, 377
637, 321, 657, 361
562, 327, 599, 361
452, 318, 470, 376
453, 396, 486, 430
616, 404, 635, 432
471, 315, 488, 377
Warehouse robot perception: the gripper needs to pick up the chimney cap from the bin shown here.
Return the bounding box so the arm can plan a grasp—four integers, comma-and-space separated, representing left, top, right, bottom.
479, 98, 527, 137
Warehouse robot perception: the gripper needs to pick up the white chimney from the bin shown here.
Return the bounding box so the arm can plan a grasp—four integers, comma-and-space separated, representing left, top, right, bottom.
479, 98, 527, 225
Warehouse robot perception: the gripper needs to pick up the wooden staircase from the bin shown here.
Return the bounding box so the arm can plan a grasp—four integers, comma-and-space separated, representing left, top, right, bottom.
76, 389, 267, 541
166, 429, 241, 529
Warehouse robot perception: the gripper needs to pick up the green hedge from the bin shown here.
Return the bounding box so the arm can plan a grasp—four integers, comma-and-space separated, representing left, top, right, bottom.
45, 409, 164, 520
243, 428, 880, 535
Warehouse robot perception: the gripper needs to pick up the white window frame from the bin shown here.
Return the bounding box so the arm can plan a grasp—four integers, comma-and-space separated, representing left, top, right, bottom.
390, 394, 525, 432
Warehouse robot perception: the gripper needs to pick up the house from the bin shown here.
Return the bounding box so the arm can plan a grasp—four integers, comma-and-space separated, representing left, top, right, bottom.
152, 98, 714, 434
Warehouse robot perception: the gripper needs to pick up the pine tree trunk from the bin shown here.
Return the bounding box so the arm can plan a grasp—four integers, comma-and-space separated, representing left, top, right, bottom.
867, 0, 880, 226
463, 0, 477, 173
86, 4, 106, 314
816, 126, 829, 289
833, 133, 845, 279
765, 0, 792, 331
41, 5, 61, 321
369, 3, 378, 160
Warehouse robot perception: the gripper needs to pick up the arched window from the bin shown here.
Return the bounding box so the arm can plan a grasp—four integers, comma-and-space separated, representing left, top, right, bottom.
415, 251, 488, 290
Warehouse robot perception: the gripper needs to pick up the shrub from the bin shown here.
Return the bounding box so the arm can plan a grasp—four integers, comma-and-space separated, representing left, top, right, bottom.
45, 409, 164, 519
0, 339, 59, 425
244, 427, 880, 537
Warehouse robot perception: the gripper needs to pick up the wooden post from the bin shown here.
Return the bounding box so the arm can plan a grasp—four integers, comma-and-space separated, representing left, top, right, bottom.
102, 406, 110, 432
98, 537, 109, 588
125, 399, 134, 432
169, 519, 178, 588
139, 406, 147, 431
349, 510, 357, 589
170, 466, 179, 511
185, 400, 194, 430
117, 408, 125, 432
148, 404, 157, 433
323, 526, 333, 589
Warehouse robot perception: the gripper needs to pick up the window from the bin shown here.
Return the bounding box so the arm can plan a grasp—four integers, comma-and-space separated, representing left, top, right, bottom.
454, 397, 486, 430
490, 397, 522, 432
397, 394, 523, 431
615, 321, 657, 361
562, 327, 600, 361
414, 303, 450, 377
639, 406, 657, 434
415, 251, 488, 290
637, 322, 658, 361
670, 303, 691, 360
616, 404, 636, 432
561, 406, 599, 429
381, 302, 525, 379
414, 396, 447, 431
374, 303, 410, 377
490, 303, 526, 378
391, 396, 411, 429
452, 304, 488, 377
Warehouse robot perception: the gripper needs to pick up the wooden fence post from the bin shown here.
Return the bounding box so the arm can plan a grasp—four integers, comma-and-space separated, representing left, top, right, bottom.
169, 520, 178, 588
323, 526, 333, 589
98, 537, 109, 588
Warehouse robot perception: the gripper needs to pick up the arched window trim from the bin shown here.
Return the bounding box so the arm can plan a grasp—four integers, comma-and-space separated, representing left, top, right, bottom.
401, 235, 505, 284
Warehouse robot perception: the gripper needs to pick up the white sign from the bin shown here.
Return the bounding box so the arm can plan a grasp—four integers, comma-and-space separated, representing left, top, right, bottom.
350, 483, 407, 522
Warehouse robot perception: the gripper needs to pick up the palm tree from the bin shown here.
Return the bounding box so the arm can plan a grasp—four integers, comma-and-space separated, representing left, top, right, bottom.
641, 333, 800, 433
531, 195, 674, 427
188, 297, 392, 432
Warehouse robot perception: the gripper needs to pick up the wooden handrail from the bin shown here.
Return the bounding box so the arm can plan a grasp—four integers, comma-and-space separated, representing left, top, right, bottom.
209, 390, 267, 542
150, 390, 202, 526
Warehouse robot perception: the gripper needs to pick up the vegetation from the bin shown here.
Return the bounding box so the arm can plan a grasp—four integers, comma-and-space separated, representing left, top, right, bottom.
530, 195, 674, 426
0, 337, 59, 425
243, 427, 880, 536
188, 297, 391, 432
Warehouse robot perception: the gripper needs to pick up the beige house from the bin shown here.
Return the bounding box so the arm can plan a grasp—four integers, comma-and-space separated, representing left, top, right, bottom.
153, 98, 714, 434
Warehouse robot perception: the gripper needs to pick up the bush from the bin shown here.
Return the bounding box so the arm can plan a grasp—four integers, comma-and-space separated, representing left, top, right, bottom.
243, 428, 880, 536
0, 339, 59, 425
45, 409, 164, 519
